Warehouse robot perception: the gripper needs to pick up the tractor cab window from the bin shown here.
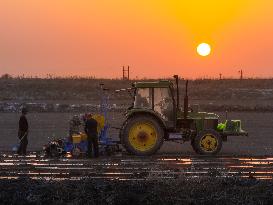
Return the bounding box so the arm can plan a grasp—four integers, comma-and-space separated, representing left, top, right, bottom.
134, 88, 152, 109
154, 88, 174, 121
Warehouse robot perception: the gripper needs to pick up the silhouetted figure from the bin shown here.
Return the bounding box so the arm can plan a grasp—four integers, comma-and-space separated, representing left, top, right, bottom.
84, 114, 99, 158
17, 108, 28, 155
135, 93, 149, 108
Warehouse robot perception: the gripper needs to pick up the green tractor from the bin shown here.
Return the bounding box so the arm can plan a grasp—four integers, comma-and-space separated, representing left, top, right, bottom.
120, 75, 248, 156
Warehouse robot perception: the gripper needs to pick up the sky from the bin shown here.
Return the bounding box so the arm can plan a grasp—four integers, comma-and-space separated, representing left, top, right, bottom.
0, 0, 273, 79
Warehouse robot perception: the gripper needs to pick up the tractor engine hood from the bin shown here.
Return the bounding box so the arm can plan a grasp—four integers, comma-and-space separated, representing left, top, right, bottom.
180, 111, 219, 120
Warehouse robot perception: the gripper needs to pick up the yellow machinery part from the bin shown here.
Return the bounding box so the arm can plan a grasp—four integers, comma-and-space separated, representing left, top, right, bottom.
128, 122, 158, 152
91, 114, 105, 134
72, 133, 87, 143
80, 133, 87, 141
199, 134, 218, 152
72, 134, 82, 144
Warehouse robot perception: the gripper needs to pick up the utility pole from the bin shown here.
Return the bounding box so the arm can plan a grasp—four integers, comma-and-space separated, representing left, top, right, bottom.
122, 66, 130, 80
238, 69, 243, 80
219, 73, 222, 80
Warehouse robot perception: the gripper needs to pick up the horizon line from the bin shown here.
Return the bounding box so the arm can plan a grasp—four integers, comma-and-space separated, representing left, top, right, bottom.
1, 73, 273, 81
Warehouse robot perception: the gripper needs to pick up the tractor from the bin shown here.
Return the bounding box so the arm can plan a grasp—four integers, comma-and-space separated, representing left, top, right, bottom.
120, 75, 248, 156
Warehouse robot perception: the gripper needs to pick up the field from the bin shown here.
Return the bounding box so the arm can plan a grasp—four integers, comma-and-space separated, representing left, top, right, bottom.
1, 77, 273, 111
1, 177, 273, 204
1, 77, 273, 204
1, 77, 273, 154
1, 111, 273, 156
1, 153, 273, 204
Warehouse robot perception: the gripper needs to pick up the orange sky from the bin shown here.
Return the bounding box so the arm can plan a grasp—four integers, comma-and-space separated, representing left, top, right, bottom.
0, 0, 273, 79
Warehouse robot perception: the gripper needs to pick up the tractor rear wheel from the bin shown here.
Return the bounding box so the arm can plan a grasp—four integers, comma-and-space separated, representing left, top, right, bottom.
193, 130, 222, 155
121, 115, 164, 156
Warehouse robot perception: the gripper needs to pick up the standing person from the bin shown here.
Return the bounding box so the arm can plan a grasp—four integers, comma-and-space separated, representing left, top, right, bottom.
84, 114, 99, 158
17, 107, 28, 155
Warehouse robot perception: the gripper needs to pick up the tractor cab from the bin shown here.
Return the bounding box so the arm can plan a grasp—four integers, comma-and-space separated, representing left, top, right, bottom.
133, 80, 176, 128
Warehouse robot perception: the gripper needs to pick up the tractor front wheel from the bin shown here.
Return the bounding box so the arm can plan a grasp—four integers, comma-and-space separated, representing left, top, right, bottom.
121, 115, 164, 156
193, 130, 222, 155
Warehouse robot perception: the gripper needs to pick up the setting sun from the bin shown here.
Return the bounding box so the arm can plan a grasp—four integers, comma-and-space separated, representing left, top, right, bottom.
197, 43, 211, 57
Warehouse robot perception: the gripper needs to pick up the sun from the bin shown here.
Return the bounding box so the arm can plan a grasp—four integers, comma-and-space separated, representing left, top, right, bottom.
197, 43, 211, 56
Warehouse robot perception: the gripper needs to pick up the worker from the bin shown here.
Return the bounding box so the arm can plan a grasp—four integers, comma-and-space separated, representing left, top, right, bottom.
17, 107, 28, 155
84, 114, 99, 158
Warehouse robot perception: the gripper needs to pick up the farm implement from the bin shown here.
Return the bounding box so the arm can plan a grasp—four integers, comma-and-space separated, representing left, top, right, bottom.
43, 84, 120, 158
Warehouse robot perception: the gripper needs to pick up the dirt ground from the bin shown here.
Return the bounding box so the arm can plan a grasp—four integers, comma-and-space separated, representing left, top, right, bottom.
1, 111, 273, 156
1, 177, 273, 205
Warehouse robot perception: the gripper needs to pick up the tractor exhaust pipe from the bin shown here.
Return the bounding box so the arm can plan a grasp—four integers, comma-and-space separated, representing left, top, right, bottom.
173, 75, 180, 111
184, 80, 189, 119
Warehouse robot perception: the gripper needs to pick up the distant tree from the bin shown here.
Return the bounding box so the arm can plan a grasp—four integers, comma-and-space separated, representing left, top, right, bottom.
1, 73, 13, 79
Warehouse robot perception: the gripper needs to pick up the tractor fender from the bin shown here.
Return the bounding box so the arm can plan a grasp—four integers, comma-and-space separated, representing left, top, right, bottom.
120, 109, 168, 140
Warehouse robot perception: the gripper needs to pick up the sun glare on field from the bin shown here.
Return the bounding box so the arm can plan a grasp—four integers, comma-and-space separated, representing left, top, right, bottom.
197, 43, 211, 57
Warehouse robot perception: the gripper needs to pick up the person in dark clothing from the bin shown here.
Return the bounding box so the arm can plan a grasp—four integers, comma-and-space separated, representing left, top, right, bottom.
84, 114, 99, 158
17, 107, 28, 155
